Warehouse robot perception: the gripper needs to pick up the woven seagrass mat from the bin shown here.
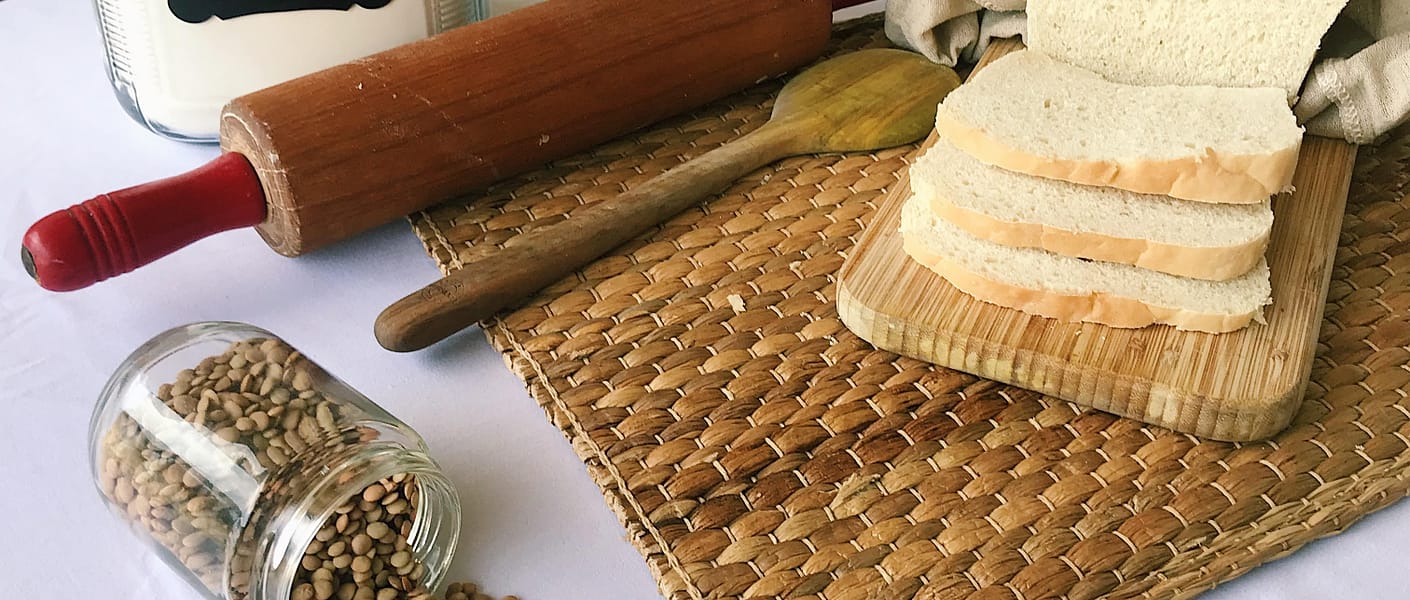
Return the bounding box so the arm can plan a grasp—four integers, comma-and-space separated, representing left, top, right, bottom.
410, 16, 1410, 600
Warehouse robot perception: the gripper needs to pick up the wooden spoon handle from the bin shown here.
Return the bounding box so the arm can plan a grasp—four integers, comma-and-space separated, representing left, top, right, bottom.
375, 124, 799, 352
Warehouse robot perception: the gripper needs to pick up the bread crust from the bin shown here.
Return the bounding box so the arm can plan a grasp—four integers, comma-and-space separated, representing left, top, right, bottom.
901, 234, 1260, 333
934, 111, 1300, 205
920, 190, 1269, 281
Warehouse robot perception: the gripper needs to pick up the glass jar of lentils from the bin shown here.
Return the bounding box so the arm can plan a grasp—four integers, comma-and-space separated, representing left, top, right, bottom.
89, 322, 460, 600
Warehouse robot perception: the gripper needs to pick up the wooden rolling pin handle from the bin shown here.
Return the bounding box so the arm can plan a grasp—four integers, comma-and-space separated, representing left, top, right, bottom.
375, 124, 801, 352
21, 153, 266, 291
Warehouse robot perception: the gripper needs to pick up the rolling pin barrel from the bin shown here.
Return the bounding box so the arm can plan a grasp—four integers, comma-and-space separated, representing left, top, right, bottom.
23, 0, 834, 291
226, 0, 833, 256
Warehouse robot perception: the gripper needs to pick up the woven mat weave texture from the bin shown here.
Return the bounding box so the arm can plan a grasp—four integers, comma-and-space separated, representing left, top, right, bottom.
411, 17, 1410, 600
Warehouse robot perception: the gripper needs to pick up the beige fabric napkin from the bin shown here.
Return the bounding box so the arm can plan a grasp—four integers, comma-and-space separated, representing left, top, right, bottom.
885, 0, 1410, 144
883, 0, 1026, 66
1297, 0, 1410, 143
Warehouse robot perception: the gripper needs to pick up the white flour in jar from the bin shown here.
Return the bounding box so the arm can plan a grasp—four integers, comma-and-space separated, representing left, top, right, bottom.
95, 0, 477, 141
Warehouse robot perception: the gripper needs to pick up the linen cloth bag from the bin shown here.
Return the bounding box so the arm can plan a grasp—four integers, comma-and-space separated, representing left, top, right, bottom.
884, 0, 1410, 144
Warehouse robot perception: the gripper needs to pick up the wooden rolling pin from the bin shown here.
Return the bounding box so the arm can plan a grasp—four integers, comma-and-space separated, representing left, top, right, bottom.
21, 0, 853, 291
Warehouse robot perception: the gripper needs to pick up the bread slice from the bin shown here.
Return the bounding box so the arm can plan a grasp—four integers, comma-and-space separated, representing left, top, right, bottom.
1027, 0, 1347, 104
899, 196, 1271, 333
934, 50, 1303, 204
911, 139, 1273, 281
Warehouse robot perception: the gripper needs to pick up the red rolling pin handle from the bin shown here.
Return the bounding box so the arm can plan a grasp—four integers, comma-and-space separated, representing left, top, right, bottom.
21, 153, 266, 291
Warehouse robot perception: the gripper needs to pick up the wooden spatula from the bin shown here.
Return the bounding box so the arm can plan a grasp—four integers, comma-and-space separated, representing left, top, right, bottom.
375, 48, 961, 352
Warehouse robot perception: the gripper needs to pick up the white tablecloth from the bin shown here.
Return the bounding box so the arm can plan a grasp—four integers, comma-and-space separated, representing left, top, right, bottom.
1, 1, 1406, 599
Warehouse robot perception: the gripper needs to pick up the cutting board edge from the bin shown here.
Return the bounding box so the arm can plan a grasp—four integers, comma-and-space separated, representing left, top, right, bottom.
837, 280, 1307, 442
832, 37, 1353, 443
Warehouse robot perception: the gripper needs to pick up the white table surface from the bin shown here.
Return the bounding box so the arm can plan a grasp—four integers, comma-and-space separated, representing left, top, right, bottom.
1, 1, 1406, 599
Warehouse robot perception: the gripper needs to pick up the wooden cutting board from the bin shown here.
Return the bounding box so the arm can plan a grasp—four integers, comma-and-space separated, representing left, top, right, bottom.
837, 39, 1357, 442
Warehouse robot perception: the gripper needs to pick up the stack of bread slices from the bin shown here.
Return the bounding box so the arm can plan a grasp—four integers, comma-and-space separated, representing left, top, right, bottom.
899, 0, 1346, 334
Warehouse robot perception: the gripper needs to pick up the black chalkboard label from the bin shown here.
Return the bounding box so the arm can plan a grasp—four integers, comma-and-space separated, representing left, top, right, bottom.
168, 0, 395, 24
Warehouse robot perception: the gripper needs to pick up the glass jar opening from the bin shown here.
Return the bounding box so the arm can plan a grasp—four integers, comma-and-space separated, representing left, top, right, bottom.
243, 445, 461, 600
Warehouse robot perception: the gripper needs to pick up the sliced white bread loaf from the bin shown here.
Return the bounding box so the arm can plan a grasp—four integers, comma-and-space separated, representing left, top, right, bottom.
899, 196, 1271, 333
911, 139, 1273, 281
934, 50, 1303, 204
1027, 0, 1348, 104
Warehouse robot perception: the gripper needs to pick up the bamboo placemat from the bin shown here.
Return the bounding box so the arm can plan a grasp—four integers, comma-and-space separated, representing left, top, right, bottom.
410, 17, 1410, 600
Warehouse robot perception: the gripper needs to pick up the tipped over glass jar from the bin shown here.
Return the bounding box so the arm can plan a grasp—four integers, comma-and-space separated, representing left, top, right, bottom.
90, 322, 460, 600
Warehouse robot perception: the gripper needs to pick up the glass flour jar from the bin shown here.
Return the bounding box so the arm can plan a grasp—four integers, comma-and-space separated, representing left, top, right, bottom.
93, 0, 486, 141
90, 322, 461, 600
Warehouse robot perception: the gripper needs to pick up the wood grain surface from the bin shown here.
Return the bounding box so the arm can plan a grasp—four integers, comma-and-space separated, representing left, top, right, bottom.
837, 39, 1357, 441
219, 0, 833, 256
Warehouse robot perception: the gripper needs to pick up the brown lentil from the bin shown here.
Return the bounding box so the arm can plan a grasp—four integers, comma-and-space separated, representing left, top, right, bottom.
444, 582, 519, 600
291, 477, 517, 600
